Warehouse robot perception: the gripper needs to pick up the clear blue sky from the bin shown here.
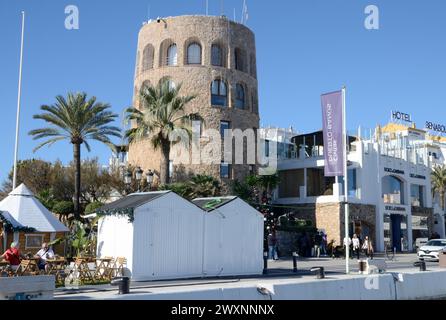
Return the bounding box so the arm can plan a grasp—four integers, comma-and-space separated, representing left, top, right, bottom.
1, 0, 445, 182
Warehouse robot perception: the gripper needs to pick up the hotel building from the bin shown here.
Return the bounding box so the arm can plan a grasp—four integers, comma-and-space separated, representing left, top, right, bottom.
272, 122, 446, 252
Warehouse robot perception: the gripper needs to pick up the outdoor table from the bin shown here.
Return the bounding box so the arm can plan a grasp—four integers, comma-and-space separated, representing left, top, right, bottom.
73, 258, 95, 283
45, 258, 67, 283
94, 258, 114, 281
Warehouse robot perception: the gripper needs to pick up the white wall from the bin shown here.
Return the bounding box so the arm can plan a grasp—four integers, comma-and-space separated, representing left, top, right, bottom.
0, 276, 55, 300
105, 270, 446, 301
204, 199, 263, 277
97, 216, 134, 275
132, 192, 205, 281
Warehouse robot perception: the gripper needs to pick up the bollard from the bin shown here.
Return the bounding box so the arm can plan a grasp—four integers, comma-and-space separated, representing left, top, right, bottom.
310, 267, 325, 279
111, 276, 130, 294
292, 252, 298, 273
414, 260, 426, 272
263, 252, 268, 275
359, 260, 367, 274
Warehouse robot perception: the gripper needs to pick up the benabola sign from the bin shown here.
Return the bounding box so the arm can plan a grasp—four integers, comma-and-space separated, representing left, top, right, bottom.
321, 90, 344, 177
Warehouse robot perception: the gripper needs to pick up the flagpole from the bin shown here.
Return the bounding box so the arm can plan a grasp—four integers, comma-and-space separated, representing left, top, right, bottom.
12, 11, 25, 190
342, 86, 350, 274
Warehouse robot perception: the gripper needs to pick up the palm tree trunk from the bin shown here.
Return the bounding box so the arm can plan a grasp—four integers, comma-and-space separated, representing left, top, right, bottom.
73, 143, 81, 220
441, 192, 445, 210
159, 140, 171, 185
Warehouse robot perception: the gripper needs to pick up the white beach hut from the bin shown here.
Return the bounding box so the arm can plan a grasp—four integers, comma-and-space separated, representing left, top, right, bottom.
96, 191, 205, 281
0, 184, 69, 254
192, 197, 264, 277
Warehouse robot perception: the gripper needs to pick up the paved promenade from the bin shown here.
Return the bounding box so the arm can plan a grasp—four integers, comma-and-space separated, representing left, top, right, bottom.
55, 253, 441, 300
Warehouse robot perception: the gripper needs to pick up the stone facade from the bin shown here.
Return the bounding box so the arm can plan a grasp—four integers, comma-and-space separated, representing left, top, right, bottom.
317, 203, 377, 247
128, 16, 260, 187
276, 202, 377, 248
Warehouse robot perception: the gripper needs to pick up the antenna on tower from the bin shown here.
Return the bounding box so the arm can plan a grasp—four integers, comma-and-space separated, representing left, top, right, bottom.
148, 3, 151, 22
241, 0, 248, 24
220, 0, 224, 16
206, 0, 209, 16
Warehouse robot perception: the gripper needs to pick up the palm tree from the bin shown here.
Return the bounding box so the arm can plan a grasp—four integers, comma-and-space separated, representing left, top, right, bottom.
432, 164, 446, 209
188, 175, 221, 199
29, 93, 121, 220
125, 81, 197, 185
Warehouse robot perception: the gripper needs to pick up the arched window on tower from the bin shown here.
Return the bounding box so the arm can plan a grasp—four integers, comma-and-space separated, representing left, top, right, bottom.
187, 42, 202, 65
211, 44, 224, 67
211, 80, 227, 107
167, 44, 178, 66
250, 53, 257, 78
234, 48, 246, 72
142, 44, 155, 71
235, 84, 245, 109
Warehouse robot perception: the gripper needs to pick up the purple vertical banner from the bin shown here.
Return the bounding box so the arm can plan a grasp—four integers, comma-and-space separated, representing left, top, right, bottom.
321, 90, 344, 177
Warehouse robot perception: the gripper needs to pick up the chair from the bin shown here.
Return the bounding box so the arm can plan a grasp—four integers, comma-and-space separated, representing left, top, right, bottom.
94, 256, 114, 281
15, 260, 39, 277
113, 257, 127, 277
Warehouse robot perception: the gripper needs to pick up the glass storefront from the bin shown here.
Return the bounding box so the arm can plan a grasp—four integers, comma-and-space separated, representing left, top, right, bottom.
410, 184, 425, 207
382, 176, 405, 204
383, 214, 408, 252
412, 215, 429, 249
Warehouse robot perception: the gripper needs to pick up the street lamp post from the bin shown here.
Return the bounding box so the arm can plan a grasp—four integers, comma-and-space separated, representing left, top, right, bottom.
146, 169, 154, 191
123, 167, 154, 194
135, 167, 144, 192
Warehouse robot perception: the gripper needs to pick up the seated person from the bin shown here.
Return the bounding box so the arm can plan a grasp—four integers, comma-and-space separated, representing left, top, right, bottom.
1, 242, 23, 271
35, 243, 55, 271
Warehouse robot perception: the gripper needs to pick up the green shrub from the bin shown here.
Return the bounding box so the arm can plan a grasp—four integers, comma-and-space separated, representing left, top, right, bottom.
52, 201, 74, 215
85, 202, 104, 214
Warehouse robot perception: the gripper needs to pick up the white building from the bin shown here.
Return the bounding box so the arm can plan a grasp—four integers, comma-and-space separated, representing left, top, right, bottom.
192, 197, 264, 277
96, 191, 263, 281
271, 122, 446, 252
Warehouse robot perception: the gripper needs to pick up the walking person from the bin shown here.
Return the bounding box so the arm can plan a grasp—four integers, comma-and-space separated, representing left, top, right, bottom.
314, 232, 322, 258
343, 236, 352, 259
320, 232, 328, 256
362, 236, 374, 259
352, 234, 360, 260
267, 230, 278, 260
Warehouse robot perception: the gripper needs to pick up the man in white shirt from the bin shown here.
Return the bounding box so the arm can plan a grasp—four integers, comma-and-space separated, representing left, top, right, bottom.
343, 236, 352, 259
35, 243, 55, 271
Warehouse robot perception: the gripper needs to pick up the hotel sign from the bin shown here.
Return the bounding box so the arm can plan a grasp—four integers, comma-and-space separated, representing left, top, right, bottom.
410, 173, 426, 180
391, 111, 412, 123
425, 121, 446, 134
384, 167, 405, 175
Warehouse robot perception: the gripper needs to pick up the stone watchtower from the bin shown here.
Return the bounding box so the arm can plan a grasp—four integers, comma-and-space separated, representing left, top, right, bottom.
129, 15, 260, 186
